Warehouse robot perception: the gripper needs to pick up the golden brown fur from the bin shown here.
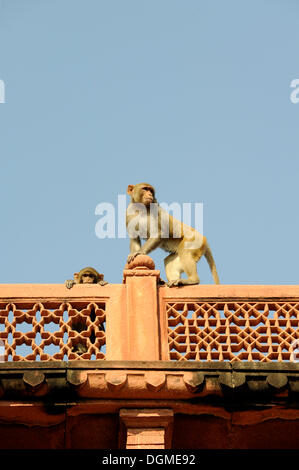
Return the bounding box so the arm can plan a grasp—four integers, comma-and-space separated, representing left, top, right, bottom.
126, 183, 220, 286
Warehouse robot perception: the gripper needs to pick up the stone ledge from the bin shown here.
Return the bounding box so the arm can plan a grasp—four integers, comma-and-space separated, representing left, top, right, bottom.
0, 283, 298, 299
0, 360, 298, 371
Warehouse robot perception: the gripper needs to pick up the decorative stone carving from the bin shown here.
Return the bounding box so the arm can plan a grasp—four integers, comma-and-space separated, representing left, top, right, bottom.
125, 254, 156, 271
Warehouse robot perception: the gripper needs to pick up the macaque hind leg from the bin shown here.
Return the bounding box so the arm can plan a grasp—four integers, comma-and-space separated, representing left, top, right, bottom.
164, 253, 183, 286
168, 251, 200, 287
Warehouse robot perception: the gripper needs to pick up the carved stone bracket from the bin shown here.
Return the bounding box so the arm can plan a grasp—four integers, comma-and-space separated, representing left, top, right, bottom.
119, 408, 174, 449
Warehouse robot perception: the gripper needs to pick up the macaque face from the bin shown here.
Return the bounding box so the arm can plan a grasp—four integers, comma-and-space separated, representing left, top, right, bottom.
140, 186, 154, 206
81, 272, 96, 284
127, 183, 156, 207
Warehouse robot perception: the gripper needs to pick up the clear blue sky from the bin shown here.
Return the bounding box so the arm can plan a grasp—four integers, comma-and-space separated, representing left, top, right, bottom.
0, 0, 298, 285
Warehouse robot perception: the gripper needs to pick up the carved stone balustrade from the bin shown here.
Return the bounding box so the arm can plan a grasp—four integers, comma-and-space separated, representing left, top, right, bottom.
0, 256, 298, 449
0, 255, 298, 362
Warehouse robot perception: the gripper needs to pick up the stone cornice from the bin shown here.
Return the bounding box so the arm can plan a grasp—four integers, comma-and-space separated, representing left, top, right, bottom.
0, 361, 298, 402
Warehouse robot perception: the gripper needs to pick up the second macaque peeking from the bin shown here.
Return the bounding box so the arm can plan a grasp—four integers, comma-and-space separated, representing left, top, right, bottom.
65, 267, 108, 289
65, 267, 107, 355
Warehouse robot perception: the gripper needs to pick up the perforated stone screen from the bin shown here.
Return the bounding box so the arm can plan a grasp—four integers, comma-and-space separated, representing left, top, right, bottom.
0, 301, 106, 361
167, 301, 299, 361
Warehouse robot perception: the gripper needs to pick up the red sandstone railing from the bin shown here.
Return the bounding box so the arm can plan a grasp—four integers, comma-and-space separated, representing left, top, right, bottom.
0, 256, 298, 362
162, 293, 299, 362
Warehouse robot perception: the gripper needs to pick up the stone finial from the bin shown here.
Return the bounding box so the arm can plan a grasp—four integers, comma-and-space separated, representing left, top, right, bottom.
122, 254, 162, 286
125, 255, 156, 271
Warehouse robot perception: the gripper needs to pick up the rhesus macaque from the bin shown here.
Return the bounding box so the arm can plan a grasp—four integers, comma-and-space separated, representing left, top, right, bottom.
126, 183, 220, 287
65, 267, 107, 354
65, 267, 108, 289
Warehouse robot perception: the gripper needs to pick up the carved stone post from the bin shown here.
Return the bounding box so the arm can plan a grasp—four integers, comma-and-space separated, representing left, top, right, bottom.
105, 255, 162, 361
123, 255, 161, 361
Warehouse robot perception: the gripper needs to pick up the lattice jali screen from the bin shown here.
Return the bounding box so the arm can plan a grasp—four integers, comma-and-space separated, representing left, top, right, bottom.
167, 301, 299, 362
0, 301, 106, 361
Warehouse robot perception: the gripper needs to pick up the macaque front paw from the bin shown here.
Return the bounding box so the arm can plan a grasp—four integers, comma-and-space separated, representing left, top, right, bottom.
127, 252, 142, 264
98, 280, 108, 286
65, 279, 76, 289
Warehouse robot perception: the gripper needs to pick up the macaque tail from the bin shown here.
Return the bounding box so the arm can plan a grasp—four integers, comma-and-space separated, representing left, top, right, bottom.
204, 242, 220, 284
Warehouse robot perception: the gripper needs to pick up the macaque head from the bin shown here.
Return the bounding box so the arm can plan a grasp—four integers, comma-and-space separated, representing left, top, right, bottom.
76, 267, 104, 284
127, 183, 156, 207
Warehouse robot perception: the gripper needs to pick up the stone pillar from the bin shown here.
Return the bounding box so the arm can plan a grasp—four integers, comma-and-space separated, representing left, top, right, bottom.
105, 255, 162, 361
119, 409, 174, 449
123, 255, 161, 361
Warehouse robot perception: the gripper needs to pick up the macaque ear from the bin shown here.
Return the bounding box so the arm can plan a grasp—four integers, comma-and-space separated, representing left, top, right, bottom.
73, 273, 79, 281
127, 185, 134, 195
